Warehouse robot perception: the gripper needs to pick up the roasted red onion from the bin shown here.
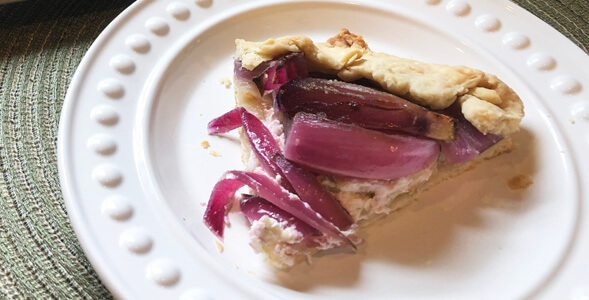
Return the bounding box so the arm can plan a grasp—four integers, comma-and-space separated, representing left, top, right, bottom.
284, 113, 439, 180
238, 52, 308, 94
239, 108, 283, 177
207, 107, 242, 134
203, 170, 354, 247
240, 195, 318, 238
209, 108, 354, 230
275, 78, 455, 140
208, 107, 294, 192
273, 153, 353, 231
203, 177, 249, 238
234, 59, 273, 82
439, 104, 503, 164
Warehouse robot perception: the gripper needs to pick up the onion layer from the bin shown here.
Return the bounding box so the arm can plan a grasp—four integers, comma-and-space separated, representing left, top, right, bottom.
207, 107, 294, 191
439, 104, 503, 164
240, 195, 318, 238
275, 78, 455, 140
284, 113, 440, 180
273, 153, 354, 230
239, 52, 309, 94
203, 170, 354, 247
207, 108, 242, 134
209, 108, 354, 229
203, 177, 249, 238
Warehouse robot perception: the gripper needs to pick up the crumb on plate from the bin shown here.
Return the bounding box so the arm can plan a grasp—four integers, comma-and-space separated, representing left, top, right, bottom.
200, 140, 210, 149
215, 240, 224, 253
208, 149, 221, 157
219, 77, 232, 88
507, 174, 533, 190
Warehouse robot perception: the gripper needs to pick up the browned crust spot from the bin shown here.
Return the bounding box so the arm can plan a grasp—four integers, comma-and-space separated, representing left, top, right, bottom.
326, 28, 368, 49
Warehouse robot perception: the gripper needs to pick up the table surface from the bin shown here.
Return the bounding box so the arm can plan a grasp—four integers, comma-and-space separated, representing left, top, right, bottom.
0, 0, 587, 298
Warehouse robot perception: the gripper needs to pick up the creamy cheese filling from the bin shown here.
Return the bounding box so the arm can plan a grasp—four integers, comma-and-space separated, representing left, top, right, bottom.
320, 163, 436, 222
249, 216, 308, 268
249, 216, 360, 268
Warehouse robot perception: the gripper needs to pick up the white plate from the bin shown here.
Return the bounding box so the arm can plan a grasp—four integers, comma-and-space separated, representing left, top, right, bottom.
58, 0, 589, 299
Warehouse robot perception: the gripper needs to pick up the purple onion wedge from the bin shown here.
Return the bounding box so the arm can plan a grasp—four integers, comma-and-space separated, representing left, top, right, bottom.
275, 78, 455, 141
203, 170, 354, 248
208, 107, 294, 192
240, 195, 319, 240
273, 153, 353, 231
248, 52, 308, 94
439, 104, 503, 164
239, 107, 283, 175
207, 107, 243, 134
234, 59, 271, 82
203, 177, 249, 238
284, 113, 440, 180
207, 108, 354, 236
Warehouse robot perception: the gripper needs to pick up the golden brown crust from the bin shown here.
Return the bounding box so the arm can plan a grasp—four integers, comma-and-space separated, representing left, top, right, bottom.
235, 29, 524, 136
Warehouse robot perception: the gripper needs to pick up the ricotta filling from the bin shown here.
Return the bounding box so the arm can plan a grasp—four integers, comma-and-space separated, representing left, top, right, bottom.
249, 216, 307, 268
320, 163, 436, 222
249, 217, 359, 268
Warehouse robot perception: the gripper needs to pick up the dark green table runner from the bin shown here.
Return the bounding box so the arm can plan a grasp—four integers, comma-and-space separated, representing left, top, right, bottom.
0, 0, 586, 298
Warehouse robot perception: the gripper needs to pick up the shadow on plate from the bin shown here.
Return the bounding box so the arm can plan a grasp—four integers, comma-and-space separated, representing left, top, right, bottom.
273, 128, 537, 291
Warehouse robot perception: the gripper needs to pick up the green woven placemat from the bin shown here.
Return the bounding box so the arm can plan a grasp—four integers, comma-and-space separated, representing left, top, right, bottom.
0, 0, 586, 298
0, 1, 132, 299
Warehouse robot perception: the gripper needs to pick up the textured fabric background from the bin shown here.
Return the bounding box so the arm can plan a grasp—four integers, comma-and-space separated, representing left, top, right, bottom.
0, 0, 587, 298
